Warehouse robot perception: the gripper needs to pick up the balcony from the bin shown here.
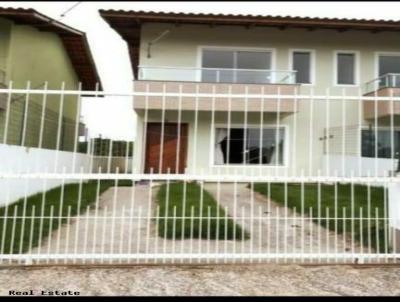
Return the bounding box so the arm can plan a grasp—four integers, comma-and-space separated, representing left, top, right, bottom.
364, 74, 400, 119
133, 66, 300, 113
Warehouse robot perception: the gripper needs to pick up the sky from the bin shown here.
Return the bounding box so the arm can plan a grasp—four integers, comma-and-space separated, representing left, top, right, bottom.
1, 1, 400, 140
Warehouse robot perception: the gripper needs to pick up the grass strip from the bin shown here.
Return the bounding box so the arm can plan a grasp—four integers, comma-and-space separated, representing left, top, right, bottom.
252, 182, 388, 252
0, 179, 131, 254
156, 182, 250, 240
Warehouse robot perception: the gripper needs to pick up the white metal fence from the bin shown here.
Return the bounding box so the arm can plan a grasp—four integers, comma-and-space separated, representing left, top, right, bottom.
0, 83, 399, 265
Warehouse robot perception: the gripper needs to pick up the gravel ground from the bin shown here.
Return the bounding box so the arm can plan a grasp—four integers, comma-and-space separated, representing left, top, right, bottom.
0, 264, 399, 296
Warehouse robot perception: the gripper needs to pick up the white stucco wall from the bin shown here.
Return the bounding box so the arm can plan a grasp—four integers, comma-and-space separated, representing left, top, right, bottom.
388, 183, 400, 230
321, 154, 398, 177
133, 102, 385, 176
139, 23, 400, 93
133, 109, 316, 176
0, 144, 91, 206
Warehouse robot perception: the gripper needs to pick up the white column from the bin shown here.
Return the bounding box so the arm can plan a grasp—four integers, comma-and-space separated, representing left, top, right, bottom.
388, 183, 400, 252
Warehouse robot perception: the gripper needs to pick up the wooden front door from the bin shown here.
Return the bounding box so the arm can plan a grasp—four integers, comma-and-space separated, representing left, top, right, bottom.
144, 123, 188, 174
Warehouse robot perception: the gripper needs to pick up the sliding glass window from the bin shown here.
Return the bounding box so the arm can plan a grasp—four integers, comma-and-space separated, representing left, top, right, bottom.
378, 55, 400, 88
214, 127, 285, 165
201, 49, 272, 84
361, 128, 400, 159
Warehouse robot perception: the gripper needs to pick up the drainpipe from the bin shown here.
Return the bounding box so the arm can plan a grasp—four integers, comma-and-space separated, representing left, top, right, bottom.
397, 147, 400, 173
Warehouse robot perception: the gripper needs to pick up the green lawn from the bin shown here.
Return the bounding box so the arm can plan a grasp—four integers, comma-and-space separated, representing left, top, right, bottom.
156, 182, 250, 240
252, 183, 388, 252
0, 179, 132, 254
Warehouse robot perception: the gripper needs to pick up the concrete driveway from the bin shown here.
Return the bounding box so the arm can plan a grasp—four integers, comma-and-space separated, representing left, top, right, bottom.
28, 182, 362, 263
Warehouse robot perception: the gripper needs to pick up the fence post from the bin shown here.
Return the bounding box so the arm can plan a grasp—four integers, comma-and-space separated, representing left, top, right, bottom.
388, 182, 400, 252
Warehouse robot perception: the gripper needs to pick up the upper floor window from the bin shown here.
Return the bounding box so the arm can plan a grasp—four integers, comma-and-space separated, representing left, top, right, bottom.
201, 49, 272, 84
378, 54, 400, 76
291, 51, 313, 84
377, 54, 400, 88
335, 52, 357, 85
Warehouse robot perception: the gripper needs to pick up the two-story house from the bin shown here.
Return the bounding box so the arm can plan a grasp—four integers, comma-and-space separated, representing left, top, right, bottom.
100, 10, 400, 177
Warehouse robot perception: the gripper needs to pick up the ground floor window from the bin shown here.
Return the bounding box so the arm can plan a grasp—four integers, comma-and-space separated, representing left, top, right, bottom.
361, 128, 400, 158
214, 127, 285, 165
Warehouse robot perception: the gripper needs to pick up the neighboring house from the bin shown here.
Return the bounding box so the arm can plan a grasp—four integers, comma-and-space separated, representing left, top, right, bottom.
0, 8, 101, 206
100, 10, 400, 176
0, 7, 101, 152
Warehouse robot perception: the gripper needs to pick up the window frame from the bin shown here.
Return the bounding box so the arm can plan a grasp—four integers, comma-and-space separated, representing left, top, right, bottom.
374, 51, 400, 79
288, 48, 316, 86
210, 124, 289, 168
197, 45, 276, 82
333, 50, 360, 87
360, 126, 400, 159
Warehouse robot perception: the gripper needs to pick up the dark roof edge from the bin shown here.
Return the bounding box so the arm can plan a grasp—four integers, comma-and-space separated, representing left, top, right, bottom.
99, 9, 400, 30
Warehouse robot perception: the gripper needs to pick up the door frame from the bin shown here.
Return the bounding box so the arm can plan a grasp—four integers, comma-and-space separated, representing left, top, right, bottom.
144, 122, 188, 174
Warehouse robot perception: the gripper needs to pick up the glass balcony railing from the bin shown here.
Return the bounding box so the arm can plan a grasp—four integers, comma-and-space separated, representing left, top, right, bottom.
138, 66, 297, 85
364, 73, 400, 94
